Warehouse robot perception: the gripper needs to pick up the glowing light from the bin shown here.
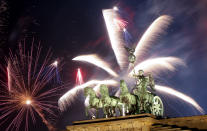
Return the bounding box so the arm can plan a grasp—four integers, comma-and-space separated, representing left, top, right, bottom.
123, 28, 126, 32
155, 85, 205, 114
73, 54, 118, 77
76, 68, 84, 85
113, 6, 118, 11
25, 99, 32, 105
58, 79, 118, 111
103, 9, 128, 69
52, 60, 58, 67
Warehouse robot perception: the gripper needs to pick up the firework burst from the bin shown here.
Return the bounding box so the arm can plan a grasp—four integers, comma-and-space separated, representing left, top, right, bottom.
75, 68, 84, 85
59, 9, 204, 114
0, 41, 63, 131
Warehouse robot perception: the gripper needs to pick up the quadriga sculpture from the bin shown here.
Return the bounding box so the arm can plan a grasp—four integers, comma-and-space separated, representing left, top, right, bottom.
84, 71, 164, 119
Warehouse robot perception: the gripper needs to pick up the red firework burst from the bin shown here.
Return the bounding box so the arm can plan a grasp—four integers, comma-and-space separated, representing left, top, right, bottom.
0, 41, 63, 131
113, 17, 128, 30
75, 68, 84, 85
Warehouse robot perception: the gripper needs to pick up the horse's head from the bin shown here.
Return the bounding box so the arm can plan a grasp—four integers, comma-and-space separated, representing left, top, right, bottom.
84, 87, 90, 97
86, 87, 97, 98
100, 84, 109, 97
120, 80, 129, 94
84, 87, 95, 96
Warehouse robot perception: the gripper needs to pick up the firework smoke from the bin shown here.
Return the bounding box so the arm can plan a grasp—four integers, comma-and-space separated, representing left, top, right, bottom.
0, 42, 62, 131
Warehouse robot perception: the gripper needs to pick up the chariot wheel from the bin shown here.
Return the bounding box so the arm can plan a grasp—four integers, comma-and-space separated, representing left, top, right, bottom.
151, 96, 164, 116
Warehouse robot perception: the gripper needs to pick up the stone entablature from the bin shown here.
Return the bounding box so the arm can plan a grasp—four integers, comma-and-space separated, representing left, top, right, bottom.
64, 114, 207, 131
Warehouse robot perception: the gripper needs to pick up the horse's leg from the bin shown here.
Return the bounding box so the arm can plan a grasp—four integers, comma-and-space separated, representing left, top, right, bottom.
112, 107, 116, 116
133, 104, 137, 114
96, 108, 99, 118
118, 104, 123, 116
106, 106, 110, 118
85, 106, 89, 118
118, 106, 122, 116
103, 106, 107, 118
110, 106, 115, 117
108, 106, 112, 117
126, 105, 129, 114
107, 106, 111, 118
108, 107, 111, 118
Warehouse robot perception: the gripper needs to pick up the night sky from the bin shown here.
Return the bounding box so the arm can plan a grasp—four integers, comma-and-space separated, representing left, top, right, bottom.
1, 0, 207, 130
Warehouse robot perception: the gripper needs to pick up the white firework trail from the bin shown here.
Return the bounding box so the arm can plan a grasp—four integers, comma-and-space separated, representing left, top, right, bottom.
58, 79, 118, 111
73, 54, 118, 77
133, 15, 173, 65
103, 9, 128, 70
129, 57, 186, 77
155, 85, 205, 114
